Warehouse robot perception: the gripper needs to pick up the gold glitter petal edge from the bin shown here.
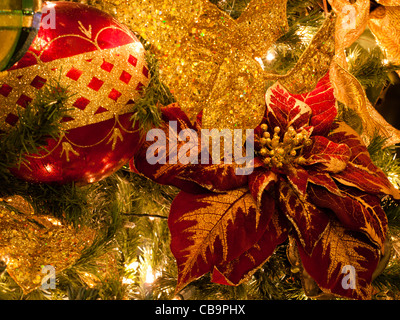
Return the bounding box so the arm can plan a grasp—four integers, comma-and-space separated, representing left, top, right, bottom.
265, 14, 337, 95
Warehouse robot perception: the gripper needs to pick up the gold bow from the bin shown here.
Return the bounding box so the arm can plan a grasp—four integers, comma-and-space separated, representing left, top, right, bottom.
96, 0, 289, 130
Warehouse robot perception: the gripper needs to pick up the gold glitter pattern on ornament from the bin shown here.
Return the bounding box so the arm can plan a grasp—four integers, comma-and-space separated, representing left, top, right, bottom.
0, 24, 150, 132
0, 196, 95, 294
93, 0, 288, 130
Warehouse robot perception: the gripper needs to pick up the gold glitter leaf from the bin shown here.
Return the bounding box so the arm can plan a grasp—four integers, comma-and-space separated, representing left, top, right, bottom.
0, 197, 95, 294
236, 0, 289, 58
265, 14, 337, 95
96, 0, 288, 130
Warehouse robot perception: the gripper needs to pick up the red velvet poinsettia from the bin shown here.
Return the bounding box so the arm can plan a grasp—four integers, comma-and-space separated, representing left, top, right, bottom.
131, 73, 400, 299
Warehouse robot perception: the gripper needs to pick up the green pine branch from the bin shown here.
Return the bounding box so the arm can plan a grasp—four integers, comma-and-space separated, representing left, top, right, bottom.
0, 81, 70, 182
130, 52, 174, 133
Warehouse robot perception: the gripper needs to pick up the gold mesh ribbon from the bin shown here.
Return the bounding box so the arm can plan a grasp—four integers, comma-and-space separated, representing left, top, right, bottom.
330, 60, 400, 146
328, 0, 370, 67
328, 0, 400, 146
369, 5, 400, 76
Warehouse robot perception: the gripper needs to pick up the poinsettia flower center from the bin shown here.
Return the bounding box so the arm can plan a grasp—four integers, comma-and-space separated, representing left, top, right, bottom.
257, 123, 312, 168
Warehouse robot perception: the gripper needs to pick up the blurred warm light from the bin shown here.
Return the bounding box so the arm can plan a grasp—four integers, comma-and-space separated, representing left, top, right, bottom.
44, 2, 57, 8
388, 172, 400, 189
295, 25, 314, 43
266, 51, 275, 61
125, 261, 139, 271
145, 266, 155, 284
255, 57, 265, 70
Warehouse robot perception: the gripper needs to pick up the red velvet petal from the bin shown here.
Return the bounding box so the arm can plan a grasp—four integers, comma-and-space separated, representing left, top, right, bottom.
265, 73, 336, 135
132, 103, 249, 193
296, 218, 381, 300
292, 73, 337, 136
169, 188, 270, 293
248, 169, 278, 211
303, 135, 351, 173
329, 122, 400, 199
278, 180, 329, 255
285, 165, 309, 196
307, 170, 342, 196
308, 184, 387, 251
265, 83, 312, 131
211, 207, 288, 286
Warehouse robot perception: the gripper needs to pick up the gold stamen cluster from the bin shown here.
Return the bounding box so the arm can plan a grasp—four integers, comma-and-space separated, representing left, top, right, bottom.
258, 123, 312, 168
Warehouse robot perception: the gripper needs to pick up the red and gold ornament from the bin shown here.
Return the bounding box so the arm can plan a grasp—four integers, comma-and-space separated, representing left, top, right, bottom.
0, 1, 150, 184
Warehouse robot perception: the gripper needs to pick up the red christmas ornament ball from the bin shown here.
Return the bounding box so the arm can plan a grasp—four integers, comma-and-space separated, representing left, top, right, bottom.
0, 2, 151, 185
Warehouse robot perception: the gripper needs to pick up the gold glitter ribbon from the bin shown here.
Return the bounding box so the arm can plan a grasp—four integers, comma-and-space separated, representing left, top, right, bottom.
330, 60, 400, 146
0, 22, 150, 132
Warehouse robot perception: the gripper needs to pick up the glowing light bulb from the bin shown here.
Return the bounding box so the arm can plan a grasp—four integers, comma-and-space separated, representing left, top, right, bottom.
145, 266, 155, 284
266, 51, 275, 61
255, 57, 265, 70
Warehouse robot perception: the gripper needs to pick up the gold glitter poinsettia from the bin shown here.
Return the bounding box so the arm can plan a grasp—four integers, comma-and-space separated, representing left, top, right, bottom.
131, 73, 399, 299
93, 0, 289, 130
